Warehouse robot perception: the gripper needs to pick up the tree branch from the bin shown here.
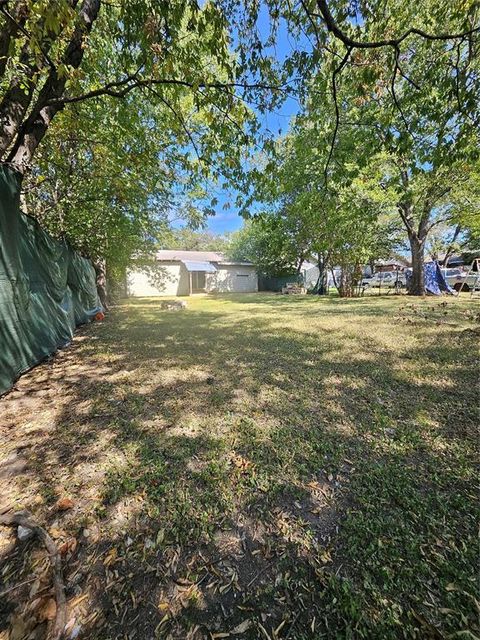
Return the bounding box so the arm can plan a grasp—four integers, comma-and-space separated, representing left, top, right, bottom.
0, 0, 29, 78
0, 5, 57, 71
44, 77, 288, 108
143, 85, 207, 166
390, 45, 416, 138
314, 0, 480, 49
0, 510, 66, 640
324, 46, 352, 186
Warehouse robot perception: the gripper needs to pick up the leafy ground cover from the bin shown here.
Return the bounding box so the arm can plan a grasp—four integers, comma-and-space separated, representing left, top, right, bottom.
0, 294, 478, 640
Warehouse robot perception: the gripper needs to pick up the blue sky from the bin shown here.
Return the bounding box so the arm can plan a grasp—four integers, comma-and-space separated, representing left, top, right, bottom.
205, 93, 298, 234
203, 11, 307, 234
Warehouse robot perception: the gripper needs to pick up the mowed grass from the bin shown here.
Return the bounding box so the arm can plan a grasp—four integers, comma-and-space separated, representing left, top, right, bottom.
1, 293, 478, 639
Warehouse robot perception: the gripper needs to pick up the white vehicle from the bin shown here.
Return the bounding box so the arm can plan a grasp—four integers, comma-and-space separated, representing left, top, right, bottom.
442, 267, 478, 292
362, 271, 406, 289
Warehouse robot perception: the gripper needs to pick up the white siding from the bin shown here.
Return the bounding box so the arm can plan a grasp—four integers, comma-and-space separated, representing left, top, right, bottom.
127, 261, 258, 296
302, 265, 338, 289
206, 265, 258, 293
303, 265, 319, 289
127, 263, 189, 296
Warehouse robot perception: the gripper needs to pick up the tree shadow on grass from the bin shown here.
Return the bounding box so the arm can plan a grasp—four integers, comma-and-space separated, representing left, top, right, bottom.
206, 292, 405, 314
0, 299, 478, 639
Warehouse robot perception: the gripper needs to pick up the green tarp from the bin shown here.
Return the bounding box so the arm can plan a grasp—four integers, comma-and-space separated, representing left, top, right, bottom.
258, 273, 303, 292
0, 166, 101, 395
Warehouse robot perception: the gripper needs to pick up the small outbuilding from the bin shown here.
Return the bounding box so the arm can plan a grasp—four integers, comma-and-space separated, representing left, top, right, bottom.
127, 250, 258, 297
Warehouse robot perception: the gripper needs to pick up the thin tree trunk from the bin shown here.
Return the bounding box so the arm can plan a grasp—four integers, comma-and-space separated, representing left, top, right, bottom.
441, 224, 462, 267
295, 253, 305, 274
94, 258, 109, 311
316, 253, 328, 295
330, 267, 339, 292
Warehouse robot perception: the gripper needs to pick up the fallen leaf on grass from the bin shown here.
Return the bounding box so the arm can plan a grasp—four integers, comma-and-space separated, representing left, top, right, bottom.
64, 619, 82, 639
319, 550, 332, 564
29, 579, 41, 597
56, 497, 75, 511
231, 619, 252, 634
410, 610, 445, 639
230, 454, 253, 473
274, 620, 286, 635
155, 613, 169, 632
59, 537, 77, 556
69, 593, 89, 608
103, 547, 117, 566
40, 598, 57, 621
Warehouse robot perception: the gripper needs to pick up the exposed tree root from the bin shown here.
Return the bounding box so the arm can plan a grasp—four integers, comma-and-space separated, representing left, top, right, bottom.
0, 509, 66, 640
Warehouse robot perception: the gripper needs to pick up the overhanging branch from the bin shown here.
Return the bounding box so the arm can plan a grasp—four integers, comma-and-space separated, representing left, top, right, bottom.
314, 0, 480, 49
324, 46, 352, 186
45, 77, 288, 108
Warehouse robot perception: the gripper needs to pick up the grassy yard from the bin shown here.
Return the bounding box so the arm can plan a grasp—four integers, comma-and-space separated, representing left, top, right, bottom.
0, 294, 478, 640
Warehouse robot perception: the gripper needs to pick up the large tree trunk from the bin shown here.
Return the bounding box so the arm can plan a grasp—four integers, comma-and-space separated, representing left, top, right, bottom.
6, 0, 100, 171
398, 197, 428, 297
337, 263, 356, 297
408, 233, 426, 295
0, 0, 81, 159
0, 62, 37, 157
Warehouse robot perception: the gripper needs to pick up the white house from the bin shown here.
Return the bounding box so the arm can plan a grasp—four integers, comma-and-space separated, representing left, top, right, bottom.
127, 250, 258, 297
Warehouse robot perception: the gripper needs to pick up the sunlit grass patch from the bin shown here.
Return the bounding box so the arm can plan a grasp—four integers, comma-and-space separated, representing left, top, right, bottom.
1, 293, 478, 639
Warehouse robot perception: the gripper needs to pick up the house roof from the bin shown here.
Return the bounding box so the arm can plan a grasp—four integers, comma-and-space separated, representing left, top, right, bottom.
435, 252, 480, 264
155, 250, 253, 266
156, 249, 225, 262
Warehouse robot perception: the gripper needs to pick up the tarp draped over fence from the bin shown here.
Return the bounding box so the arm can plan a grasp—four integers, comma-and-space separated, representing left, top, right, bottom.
0, 166, 101, 395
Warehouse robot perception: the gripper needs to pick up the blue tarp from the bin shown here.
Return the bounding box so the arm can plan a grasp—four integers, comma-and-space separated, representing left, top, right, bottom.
406, 262, 454, 295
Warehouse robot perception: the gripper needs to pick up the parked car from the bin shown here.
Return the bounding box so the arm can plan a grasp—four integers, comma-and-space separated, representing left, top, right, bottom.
442, 267, 478, 292
362, 271, 406, 289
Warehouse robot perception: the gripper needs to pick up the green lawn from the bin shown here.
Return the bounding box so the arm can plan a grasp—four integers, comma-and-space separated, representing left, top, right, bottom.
1, 294, 478, 639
